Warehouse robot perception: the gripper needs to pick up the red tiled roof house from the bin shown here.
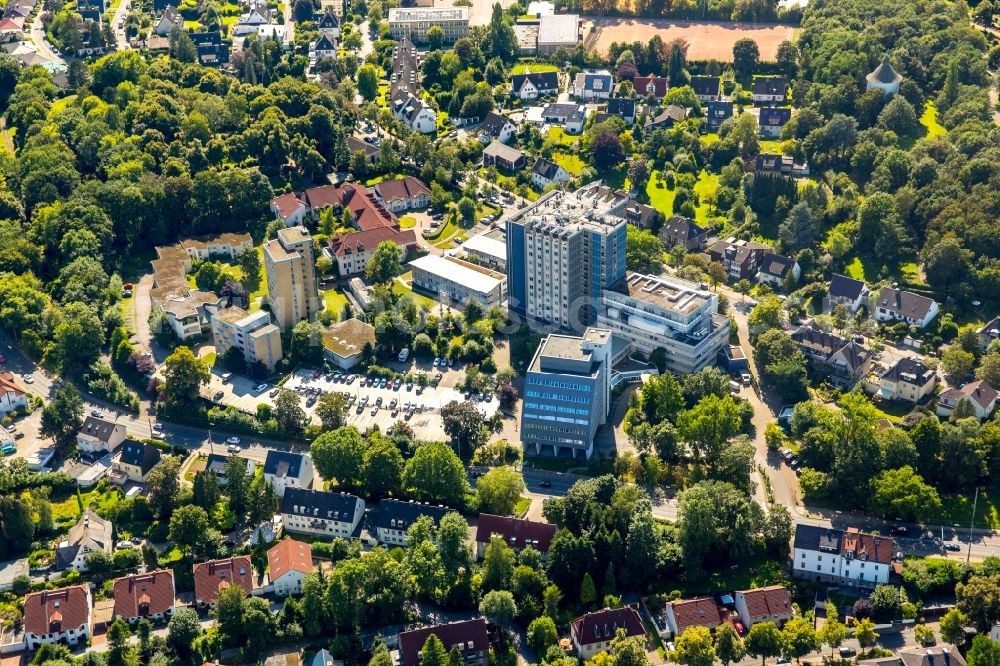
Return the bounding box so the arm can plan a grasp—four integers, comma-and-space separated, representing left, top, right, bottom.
663, 597, 721, 638
398, 618, 489, 666
474, 514, 557, 560
193, 556, 254, 606
270, 192, 307, 227
23, 585, 93, 650
571, 607, 645, 659
734, 585, 792, 629
267, 539, 313, 597
327, 226, 417, 277
113, 570, 176, 623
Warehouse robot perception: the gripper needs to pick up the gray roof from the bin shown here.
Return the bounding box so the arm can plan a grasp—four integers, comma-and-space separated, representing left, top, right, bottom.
690, 76, 720, 96
512, 71, 558, 92
264, 449, 307, 477
606, 97, 635, 118
867, 55, 902, 85
56, 510, 113, 569
532, 157, 563, 179
118, 440, 161, 475
793, 524, 842, 553
483, 140, 525, 163
758, 252, 796, 278
479, 111, 513, 137
759, 107, 791, 127
310, 649, 336, 666
829, 273, 867, 300
314, 34, 336, 51
752, 76, 786, 96
659, 216, 706, 243
881, 357, 934, 386
281, 487, 362, 522
316, 10, 339, 28
876, 287, 936, 321
374, 498, 451, 531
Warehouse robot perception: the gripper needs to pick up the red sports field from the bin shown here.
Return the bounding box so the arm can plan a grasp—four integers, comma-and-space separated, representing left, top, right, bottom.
589, 18, 798, 61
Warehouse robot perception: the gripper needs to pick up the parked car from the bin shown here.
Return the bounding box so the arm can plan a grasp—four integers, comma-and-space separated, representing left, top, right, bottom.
226, 436, 241, 445
539, 480, 551, 488
91, 409, 104, 418
1, 443, 15, 456
213, 391, 224, 402
270, 389, 280, 398
838, 648, 856, 658
254, 383, 268, 393
22, 374, 32, 384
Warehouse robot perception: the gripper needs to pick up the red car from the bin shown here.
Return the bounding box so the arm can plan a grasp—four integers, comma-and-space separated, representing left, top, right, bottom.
386, 379, 394, 389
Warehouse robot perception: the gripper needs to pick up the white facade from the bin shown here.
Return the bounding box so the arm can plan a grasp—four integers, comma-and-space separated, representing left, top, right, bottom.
280, 494, 365, 539
272, 569, 307, 596
264, 453, 314, 497
0, 385, 27, 416
532, 163, 570, 190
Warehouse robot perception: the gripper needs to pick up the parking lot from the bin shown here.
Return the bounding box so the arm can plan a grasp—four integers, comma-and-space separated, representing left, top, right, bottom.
283, 367, 500, 440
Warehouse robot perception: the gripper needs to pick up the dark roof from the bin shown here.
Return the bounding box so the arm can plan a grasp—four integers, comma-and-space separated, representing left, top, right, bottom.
189, 31, 222, 45
895, 644, 965, 666
759, 107, 791, 127
264, 449, 308, 477
511, 70, 558, 92
532, 157, 564, 180
758, 252, 796, 279
834, 341, 872, 373
707, 100, 734, 120
205, 453, 229, 475
281, 487, 363, 522
791, 326, 848, 356
689, 76, 720, 96
940, 380, 998, 410
118, 440, 161, 475
881, 357, 935, 386
829, 273, 868, 300
314, 34, 336, 51
316, 10, 339, 28
752, 76, 786, 96
867, 55, 902, 85
606, 97, 636, 118
876, 287, 936, 321
399, 619, 489, 666
541, 103, 580, 119
571, 607, 645, 646
479, 111, 514, 137
375, 498, 451, 531
659, 216, 707, 244
310, 649, 336, 666
793, 524, 843, 553
581, 71, 612, 91
474, 514, 557, 551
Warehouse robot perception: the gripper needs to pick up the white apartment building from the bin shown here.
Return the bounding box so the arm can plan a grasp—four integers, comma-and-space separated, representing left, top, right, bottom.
211, 307, 283, 371
76, 416, 127, 456
597, 272, 730, 375
408, 255, 507, 309
374, 499, 451, 546
267, 539, 313, 597
263, 450, 314, 497
388, 6, 469, 43
792, 525, 893, 588
280, 488, 365, 539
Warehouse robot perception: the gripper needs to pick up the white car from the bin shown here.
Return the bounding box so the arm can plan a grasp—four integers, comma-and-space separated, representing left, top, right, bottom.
226, 436, 241, 445
22, 374, 33, 384
254, 384, 268, 393
152, 423, 163, 434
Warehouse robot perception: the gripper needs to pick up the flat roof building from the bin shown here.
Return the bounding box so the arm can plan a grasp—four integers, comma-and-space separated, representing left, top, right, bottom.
521, 327, 612, 459
264, 226, 320, 330
211, 307, 283, 371
536, 14, 579, 54
461, 233, 507, 271
388, 7, 468, 43
408, 255, 506, 309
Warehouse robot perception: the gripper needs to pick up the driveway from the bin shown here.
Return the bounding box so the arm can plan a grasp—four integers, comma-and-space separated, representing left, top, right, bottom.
29, 11, 64, 65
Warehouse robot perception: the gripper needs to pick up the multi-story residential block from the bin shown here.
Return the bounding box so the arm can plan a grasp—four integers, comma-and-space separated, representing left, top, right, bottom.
76, 415, 127, 456
193, 557, 254, 606
873, 357, 936, 404
55, 510, 113, 571
506, 183, 628, 330
398, 619, 489, 666
388, 6, 468, 43
598, 273, 730, 375
734, 586, 792, 629
322, 318, 377, 370
264, 226, 320, 330
752, 76, 787, 103
263, 449, 314, 497
408, 255, 507, 309
0, 371, 27, 416
793, 525, 894, 588
474, 514, 557, 559
706, 237, 770, 281
521, 328, 613, 459
874, 287, 939, 328
110, 440, 161, 484
828, 274, 870, 313
937, 380, 998, 421
211, 307, 283, 371
791, 326, 871, 384
374, 498, 451, 546
280, 488, 365, 539
267, 539, 313, 596
112, 570, 175, 623
23, 585, 92, 650
571, 607, 645, 658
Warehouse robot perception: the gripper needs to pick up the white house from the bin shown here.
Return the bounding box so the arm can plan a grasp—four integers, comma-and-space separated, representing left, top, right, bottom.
0, 371, 27, 416
153, 5, 180, 35
570, 607, 645, 659
866, 55, 902, 95
263, 450, 314, 497
112, 570, 175, 624
734, 586, 793, 629
751, 76, 787, 104
531, 157, 570, 190
233, 6, 272, 35
874, 287, 939, 328
937, 380, 998, 421
572, 70, 613, 100
77, 416, 127, 456
393, 94, 436, 134
315, 9, 340, 37
312, 34, 336, 60
373, 176, 432, 212
510, 70, 558, 100
374, 499, 451, 546
280, 488, 365, 539
828, 274, 870, 314
756, 252, 800, 289
23, 585, 93, 650
792, 525, 893, 588
267, 539, 313, 596
55, 510, 113, 572
477, 111, 517, 144
271, 192, 307, 227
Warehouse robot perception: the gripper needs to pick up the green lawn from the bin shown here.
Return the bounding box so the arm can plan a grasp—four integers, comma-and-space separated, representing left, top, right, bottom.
844, 255, 868, 281
693, 170, 720, 224
511, 63, 557, 75
399, 215, 417, 229
938, 486, 1000, 529
645, 169, 719, 223
121, 294, 136, 335
552, 152, 585, 176
514, 496, 531, 517
701, 132, 720, 147
49, 95, 77, 117
393, 273, 438, 309
322, 289, 349, 319
759, 140, 784, 153
546, 126, 576, 146
920, 101, 947, 138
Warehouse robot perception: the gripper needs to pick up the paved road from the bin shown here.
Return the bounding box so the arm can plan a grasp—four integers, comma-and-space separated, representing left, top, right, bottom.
112, 0, 131, 50
29, 9, 64, 65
